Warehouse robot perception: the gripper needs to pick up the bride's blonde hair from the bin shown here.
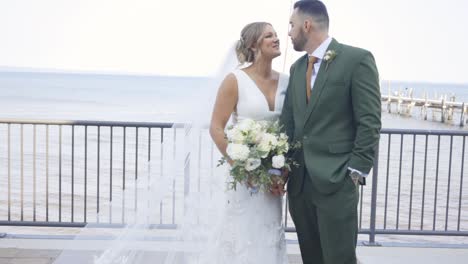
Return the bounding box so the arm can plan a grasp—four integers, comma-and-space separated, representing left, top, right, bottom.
235, 22, 271, 64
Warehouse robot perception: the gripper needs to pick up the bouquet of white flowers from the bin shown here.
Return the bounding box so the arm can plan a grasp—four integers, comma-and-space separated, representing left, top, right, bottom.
219, 118, 300, 194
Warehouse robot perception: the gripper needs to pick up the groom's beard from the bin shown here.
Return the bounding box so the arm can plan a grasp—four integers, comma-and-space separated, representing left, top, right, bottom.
292, 30, 307, 52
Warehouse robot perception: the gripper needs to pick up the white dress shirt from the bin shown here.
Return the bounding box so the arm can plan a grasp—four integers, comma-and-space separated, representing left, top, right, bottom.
308, 36, 332, 90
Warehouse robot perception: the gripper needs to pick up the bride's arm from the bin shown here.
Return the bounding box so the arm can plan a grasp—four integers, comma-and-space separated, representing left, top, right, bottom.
209, 73, 238, 165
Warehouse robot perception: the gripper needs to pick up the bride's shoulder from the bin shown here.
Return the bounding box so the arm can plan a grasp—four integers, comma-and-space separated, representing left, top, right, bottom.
223, 71, 241, 82
226, 69, 245, 82
217, 72, 239, 93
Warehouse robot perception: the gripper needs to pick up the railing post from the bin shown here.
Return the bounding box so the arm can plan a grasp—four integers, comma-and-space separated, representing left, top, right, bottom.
184, 125, 191, 197
364, 143, 381, 246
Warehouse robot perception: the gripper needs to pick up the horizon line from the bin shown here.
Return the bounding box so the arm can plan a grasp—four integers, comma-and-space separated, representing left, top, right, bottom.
1, 66, 467, 86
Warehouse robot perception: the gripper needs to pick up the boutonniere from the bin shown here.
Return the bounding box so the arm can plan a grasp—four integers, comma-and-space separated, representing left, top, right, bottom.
323, 50, 337, 71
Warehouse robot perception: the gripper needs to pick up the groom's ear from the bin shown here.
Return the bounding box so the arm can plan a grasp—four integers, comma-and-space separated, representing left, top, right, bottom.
303, 19, 312, 32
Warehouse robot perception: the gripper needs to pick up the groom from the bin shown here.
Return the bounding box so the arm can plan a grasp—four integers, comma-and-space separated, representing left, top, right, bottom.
278, 0, 381, 263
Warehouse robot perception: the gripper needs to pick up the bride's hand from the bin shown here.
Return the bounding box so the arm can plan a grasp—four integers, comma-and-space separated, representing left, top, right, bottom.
270, 181, 286, 196
246, 174, 255, 188
282, 168, 289, 180
270, 169, 289, 196
270, 174, 286, 196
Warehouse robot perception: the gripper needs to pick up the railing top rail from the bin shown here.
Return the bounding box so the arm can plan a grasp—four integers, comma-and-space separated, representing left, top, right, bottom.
381, 128, 468, 136
0, 118, 177, 128
0, 118, 467, 135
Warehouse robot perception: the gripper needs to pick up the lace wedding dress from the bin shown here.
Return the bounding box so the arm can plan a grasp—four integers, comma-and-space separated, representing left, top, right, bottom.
200, 69, 290, 264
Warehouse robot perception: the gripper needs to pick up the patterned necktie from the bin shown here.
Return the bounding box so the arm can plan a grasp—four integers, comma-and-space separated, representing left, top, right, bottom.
306, 55, 318, 104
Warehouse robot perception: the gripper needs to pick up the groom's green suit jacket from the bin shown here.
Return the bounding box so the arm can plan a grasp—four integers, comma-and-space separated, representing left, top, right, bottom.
280, 38, 381, 195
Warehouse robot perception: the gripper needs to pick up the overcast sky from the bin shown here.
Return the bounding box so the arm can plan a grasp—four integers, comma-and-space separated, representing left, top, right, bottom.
1, 0, 468, 83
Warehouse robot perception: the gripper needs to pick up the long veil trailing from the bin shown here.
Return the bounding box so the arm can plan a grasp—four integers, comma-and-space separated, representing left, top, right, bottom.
52, 43, 241, 264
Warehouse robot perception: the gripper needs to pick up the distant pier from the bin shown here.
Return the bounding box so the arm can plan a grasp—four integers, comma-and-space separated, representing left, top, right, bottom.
382, 88, 467, 126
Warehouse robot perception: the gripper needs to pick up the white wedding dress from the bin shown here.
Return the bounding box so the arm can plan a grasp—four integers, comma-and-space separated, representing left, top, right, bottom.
52, 69, 290, 264
201, 69, 289, 264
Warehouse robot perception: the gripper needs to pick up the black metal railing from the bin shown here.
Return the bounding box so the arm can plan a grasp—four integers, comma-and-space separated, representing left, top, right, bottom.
1, 119, 467, 244
0, 119, 180, 228
360, 129, 468, 245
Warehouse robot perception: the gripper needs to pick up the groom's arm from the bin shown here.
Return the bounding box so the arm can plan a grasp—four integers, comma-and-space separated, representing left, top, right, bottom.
273, 66, 296, 196
280, 64, 296, 143
348, 51, 381, 174
272, 65, 296, 194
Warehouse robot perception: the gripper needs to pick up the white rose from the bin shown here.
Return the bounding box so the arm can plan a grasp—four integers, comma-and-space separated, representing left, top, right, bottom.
226, 143, 250, 161
268, 134, 279, 147
272, 155, 285, 169
262, 133, 278, 147
257, 133, 276, 155
226, 128, 244, 143
261, 133, 275, 145
237, 118, 255, 132
258, 140, 271, 153
251, 123, 263, 140
254, 131, 264, 144
245, 158, 261, 171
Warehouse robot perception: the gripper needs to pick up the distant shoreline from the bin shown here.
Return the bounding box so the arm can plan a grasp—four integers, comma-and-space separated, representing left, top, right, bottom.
1, 68, 467, 87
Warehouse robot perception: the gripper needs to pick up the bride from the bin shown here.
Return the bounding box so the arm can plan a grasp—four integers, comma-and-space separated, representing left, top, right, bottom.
207, 21, 289, 264
52, 21, 290, 264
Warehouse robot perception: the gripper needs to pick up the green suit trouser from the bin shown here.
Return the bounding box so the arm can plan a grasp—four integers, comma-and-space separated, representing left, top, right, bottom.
288, 172, 359, 264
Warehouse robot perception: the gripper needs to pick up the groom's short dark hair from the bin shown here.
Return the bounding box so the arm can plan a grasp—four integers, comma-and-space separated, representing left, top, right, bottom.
294, 0, 329, 30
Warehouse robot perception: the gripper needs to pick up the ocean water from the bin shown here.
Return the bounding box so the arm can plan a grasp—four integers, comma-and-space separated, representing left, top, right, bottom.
0, 71, 467, 129
0, 71, 467, 245
0, 71, 211, 122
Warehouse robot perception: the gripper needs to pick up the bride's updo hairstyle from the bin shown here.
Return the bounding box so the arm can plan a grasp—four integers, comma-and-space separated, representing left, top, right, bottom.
235, 22, 271, 64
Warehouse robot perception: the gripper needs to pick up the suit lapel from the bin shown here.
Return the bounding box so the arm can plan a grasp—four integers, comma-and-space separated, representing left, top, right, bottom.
303, 39, 341, 126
